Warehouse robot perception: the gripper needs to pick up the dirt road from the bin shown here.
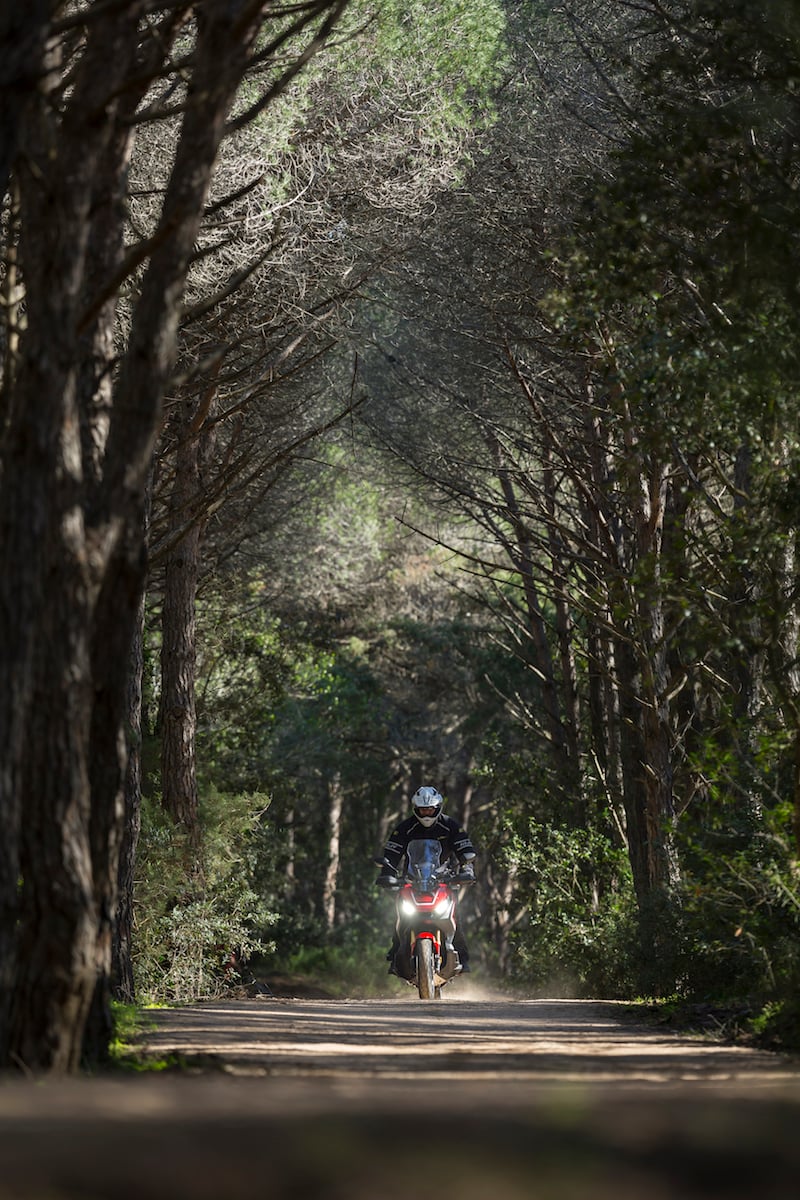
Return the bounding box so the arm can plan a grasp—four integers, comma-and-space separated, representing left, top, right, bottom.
141, 988, 796, 1086
1, 989, 799, 1199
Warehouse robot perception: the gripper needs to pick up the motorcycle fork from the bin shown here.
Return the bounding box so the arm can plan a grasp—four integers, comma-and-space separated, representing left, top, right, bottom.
413, 930, 441, 966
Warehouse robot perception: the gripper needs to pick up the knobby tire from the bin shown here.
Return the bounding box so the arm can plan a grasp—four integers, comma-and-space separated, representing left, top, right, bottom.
417, 938, 437, 1000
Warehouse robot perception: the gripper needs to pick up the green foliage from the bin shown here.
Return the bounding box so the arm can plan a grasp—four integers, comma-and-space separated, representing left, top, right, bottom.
158, 0, 800, 1014
748, 997, 800, 1052
374, 0, 507, 120
271, 928, 396, 998
677, 803, 800, 1002
543, 1, 800, 442
195, 591, 295, 793
107, 1002, 185, 1073
527, 0, 800, 1007
186, 450, 510, 968
133, 792, 277, 1004
504, 819, 639, 997
108, 1002, 149, 1060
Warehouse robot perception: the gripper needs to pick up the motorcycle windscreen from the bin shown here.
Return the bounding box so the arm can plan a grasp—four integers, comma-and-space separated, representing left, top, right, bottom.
406, 838, 443, 889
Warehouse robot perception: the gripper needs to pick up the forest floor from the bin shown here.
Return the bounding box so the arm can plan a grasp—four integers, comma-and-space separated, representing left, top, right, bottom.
1, 985, 799, 1199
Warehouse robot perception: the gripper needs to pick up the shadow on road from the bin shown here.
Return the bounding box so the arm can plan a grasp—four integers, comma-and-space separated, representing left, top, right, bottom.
0, 997, 799, 1199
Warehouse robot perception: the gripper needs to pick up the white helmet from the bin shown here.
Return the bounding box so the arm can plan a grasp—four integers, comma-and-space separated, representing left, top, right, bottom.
412, 786, 444, 827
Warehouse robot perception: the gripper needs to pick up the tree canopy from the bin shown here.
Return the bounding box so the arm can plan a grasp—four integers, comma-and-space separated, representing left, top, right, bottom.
3, 0, 800, 1070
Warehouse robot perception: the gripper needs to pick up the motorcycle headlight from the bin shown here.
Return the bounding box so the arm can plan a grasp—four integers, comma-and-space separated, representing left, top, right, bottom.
400, 898, 418, 918
433, 899, 451, 918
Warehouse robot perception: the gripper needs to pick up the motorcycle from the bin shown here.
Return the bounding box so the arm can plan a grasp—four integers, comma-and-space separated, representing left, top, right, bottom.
376, 838, 474, 1000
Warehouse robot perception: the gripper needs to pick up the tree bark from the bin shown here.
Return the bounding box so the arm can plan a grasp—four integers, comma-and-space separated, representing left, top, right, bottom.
0, 0, 350, 1072
634, 459, 680, 896
112, 590, 146, 1005
543, 453, 582, 817
0, 4, 141, 1069
322, 773, 345, 929
0, 1, 52, 205
159, 404, 206, 861
487, 433, 568, 787
614, 632, 650, 909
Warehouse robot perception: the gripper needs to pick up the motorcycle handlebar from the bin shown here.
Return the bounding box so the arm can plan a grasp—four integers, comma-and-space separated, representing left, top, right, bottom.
375, 871, 474, 890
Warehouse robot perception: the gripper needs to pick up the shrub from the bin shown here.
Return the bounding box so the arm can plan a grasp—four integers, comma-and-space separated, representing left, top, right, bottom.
676, 809, 800, 1004
505, 820, 640, 997
133, 791, 277, 1003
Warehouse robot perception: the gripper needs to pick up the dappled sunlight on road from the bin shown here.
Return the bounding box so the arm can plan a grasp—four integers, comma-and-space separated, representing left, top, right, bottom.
142, 997, 800, 1089
0, 998, 799, 1200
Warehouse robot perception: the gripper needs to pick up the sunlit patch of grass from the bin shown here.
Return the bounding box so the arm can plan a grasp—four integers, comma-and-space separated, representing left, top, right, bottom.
113, 1051, 189, 1073
109, 1000, 179, 1072
748, 998, 800, 1052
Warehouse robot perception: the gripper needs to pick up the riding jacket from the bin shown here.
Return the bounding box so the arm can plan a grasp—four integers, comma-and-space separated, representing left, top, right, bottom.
380, 813, 476, 878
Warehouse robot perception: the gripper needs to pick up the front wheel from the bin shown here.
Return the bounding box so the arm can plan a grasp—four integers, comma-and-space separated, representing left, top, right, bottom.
416, 938, 437, 1000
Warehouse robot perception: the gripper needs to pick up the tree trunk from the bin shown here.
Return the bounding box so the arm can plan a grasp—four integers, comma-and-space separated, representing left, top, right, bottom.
487, 434, 568, 787
0, 2, 51, 204
614, 632, 650, 909
486, 861, 516, 976
543, 454, 582, 817
778, 530, 800, 857
159, 414, 204, 861
112, 591, 145, 1004
609, 452, 680, 993
284, 805, 297, 895
322, 773, 345, 929
586, 613, 627, 840
0, 0, 347, 1071
793, 729, 800, 859
2, 46, 118, 1062
634, 460, 680, 896
728, 443, 766, 827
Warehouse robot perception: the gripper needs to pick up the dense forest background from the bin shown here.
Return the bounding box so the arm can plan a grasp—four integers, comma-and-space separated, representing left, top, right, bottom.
3, 0, 800, 1072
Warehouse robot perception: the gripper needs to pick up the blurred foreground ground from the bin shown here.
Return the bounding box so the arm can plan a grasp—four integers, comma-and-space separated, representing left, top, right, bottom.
0, 992, 799, 1199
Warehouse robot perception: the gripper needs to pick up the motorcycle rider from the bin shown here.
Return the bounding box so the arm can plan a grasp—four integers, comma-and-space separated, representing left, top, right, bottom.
377, 785, 477, 974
